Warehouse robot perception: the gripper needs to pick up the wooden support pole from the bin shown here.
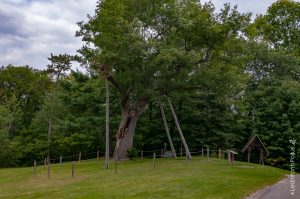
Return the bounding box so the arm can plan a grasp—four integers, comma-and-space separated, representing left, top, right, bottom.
158, 98, 177, 158
78, 152, 81, 163
207, 146, 210, 160
105, 78, 110, 169
167, 97, 192, 159
34, 160, 36, 177
259, 149, 263, 165
227, 149, 231, 163
47, 118, 52, 165
248, 148, 250, 163
153, 153, 156, 169
72, 161, 74, 178
48, 162, 50, 179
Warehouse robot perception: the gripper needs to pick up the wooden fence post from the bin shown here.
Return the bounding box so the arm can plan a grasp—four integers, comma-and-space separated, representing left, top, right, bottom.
78, 152, 81, 163
201, 147, 204, 157
34, 160, 36, 177
72, 161, 74, 178
153, 153, 156, 169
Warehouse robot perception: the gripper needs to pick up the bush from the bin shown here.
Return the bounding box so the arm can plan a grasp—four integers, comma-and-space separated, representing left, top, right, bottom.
127, 147, 139, 159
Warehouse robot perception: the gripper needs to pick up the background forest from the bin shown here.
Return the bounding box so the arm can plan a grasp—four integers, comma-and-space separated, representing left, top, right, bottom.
0, 0, 299, 170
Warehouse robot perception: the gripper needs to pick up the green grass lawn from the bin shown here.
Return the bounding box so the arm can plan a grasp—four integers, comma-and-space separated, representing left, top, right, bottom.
0, 157, 287, 199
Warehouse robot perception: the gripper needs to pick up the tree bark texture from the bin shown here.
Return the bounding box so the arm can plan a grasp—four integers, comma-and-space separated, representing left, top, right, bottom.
113, 96, 147, 159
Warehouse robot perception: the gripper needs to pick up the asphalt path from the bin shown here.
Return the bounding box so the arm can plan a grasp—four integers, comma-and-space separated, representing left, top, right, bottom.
246, 175, 300, 199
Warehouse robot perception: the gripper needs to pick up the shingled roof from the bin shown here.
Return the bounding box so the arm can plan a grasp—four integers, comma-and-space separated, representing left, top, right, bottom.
241, 134, 269, 154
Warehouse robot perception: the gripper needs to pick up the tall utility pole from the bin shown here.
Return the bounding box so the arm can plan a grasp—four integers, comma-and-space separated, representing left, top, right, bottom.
104, 67, 110, 169
101, 65, 109, 169
158, 97, 177, 158
47, 117, 52, 163
167, 97, 192, 159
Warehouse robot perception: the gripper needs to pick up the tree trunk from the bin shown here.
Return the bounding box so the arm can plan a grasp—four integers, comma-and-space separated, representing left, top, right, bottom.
113, 97, 147, 159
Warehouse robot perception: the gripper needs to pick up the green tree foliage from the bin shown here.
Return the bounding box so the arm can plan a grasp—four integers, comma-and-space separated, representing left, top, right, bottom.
243, 0, 300, 167
0, 66, 52, 166
250, 0, 300, 53
0, 66, 52, 132
76, 0, 251, 158
0, 0, 299, 170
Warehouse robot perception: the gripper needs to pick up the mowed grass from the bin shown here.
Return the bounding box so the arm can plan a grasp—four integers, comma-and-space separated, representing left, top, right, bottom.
0, 157, 287, 199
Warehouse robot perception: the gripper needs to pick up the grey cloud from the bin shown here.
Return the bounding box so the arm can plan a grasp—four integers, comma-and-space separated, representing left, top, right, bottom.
0, 0, 96, 69
1, 0, 299, 70
0, 10, 27, 37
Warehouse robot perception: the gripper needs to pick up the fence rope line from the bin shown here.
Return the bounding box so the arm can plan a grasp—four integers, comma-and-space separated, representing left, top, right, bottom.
32, 154, 238, 180
33, 146, 264, 166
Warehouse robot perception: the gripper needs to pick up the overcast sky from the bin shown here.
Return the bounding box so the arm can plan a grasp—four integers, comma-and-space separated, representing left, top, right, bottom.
0, 0, 296, 70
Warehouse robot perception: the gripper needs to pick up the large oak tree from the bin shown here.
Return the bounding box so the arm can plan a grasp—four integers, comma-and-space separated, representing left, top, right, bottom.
76, 0, 250, 159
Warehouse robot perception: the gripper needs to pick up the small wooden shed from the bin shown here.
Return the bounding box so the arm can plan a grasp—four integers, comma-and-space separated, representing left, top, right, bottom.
241, 134, 269, 165
228, 150, 238, 164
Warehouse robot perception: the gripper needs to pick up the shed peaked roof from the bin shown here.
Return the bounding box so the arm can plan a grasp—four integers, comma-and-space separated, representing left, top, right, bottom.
241, 134, 269, 154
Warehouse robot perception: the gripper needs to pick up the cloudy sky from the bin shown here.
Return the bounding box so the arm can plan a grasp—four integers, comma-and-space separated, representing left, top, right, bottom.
0, 0, 294, 70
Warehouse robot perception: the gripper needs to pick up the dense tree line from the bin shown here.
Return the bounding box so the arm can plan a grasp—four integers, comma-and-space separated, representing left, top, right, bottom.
0, 0, 299, 169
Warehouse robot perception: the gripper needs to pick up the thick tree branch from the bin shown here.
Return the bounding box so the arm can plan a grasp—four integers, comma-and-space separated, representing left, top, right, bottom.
101, 64, 127, 96
106, 75, 127, 96
129, 96, 149, 117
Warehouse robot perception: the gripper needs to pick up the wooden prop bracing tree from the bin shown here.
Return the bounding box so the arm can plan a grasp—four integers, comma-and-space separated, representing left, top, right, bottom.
167, 97, 192, 159
76, 0, 252, 159
158, 97, 177, 158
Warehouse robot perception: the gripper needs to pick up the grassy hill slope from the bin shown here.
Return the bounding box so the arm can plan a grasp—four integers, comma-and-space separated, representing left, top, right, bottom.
0, 157, 287, 199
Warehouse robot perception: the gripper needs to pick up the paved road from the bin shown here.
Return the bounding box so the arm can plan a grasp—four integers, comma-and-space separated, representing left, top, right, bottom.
246, 175, 300, 199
